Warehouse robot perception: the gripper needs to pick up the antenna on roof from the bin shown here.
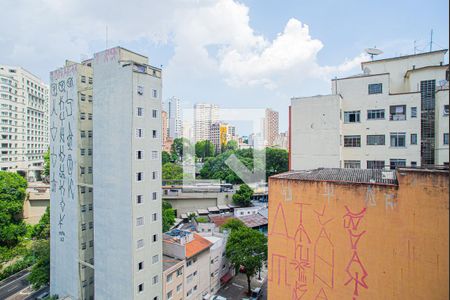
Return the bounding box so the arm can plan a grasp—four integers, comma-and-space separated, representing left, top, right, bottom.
365, 47, 383, 61
429, 29, 433, 52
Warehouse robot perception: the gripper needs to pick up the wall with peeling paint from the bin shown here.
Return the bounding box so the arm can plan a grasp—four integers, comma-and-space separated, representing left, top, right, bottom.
268, 169, 449, 299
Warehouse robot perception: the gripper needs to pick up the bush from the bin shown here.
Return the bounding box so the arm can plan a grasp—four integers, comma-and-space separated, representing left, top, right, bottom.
0, 255, 34, 280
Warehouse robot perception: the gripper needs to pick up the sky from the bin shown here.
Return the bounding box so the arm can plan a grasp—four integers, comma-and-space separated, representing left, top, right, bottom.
1, 0, 449, 134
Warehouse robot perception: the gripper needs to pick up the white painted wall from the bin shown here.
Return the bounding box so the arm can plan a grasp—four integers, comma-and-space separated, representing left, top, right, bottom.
436, 89, 449, 165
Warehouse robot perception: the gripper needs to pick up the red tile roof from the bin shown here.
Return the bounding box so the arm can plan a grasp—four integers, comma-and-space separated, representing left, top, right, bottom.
185, 233, 212, 258
209, 215, 235, 227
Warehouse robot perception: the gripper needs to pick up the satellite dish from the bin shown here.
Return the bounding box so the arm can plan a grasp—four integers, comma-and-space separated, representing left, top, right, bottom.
365, 47, 383, 60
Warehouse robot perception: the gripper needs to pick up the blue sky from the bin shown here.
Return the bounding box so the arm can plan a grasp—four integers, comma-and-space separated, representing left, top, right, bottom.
1, 0, 448, 134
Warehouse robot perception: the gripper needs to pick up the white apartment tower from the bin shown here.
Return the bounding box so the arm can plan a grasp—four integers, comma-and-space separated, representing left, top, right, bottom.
164, 97, 182, 139
0, 65, 48, 180
194, 103, 219, 142
50, 47, 163, 300
93, 47, 163, 300
50, 60, 94, 299
263, 108, 279, 146
290, 50, 449, 170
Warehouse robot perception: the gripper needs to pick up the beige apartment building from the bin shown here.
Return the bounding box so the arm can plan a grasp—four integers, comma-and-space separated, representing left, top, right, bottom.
163, 255, 185, 300
194, 103, 219, 142
263, 108, 279, 146
0, 65, 49, 181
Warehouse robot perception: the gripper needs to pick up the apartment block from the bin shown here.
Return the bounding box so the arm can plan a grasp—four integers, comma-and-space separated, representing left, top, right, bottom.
164, 96, 182, 139
93, 47, 163, 300
49, 60, 94, 299
211, 122, 236, 154
290, 50, 449, 170
162, 255, 185, 300
268, 167, 449, 299
263, 108, 279, 147
0, 65, 49, 180
194, 103, 219, 142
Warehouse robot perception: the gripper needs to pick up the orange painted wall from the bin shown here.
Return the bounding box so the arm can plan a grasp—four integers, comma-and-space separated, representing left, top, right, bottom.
267, 169, 449, 300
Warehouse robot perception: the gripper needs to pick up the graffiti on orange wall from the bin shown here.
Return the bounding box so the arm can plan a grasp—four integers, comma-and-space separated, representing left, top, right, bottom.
343, 206, 368, 299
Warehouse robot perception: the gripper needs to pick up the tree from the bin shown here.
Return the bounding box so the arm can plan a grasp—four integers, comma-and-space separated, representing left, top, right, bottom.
171, 138, 192, 161
162, 163, 184, 180
0, 171, 28, 247
195, 140, 215, 160
28, 239, 50, 289
43, 149, 50, 177
32, 206, 50, 240
232, 184, 254, 207
226, 227, 267, 294
225, 140, 238, 151
162, 201, 175, 232
162, 151, 172, 165
265, 148, 288, 179
221, 218, 245, 232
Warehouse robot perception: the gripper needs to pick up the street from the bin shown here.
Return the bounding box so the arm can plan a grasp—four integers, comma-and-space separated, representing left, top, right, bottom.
0, 269, 30, 300
217, 266, 267, 300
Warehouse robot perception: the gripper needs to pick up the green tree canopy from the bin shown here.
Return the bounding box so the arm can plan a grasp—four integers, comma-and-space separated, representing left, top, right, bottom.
0, 171, 28, 247
28, 239, 50, 289
162, 151, 172, 165
162, 163, 184, 180
32, 206, 50, 240
43, 149, 50, 177
225, 140, 238, 151
171, 138, 192, 161
162, 201, 175, 232
221, 218, 245, 232
232, 184, 254, 207
225, 227, 268, 294
265, 148, 288, 179
195, 140, 215, 160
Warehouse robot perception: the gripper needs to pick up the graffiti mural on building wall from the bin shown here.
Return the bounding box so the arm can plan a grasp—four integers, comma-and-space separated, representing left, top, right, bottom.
50, 64, 77, 243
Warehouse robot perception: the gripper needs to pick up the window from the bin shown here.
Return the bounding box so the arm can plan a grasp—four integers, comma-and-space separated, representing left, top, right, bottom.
368, 83, 382, 94
136, 150, 143, 160
138, 261, 144, 271
390, 159, 406, 170
367, 135, 385, 145
152, 110, 157, 118
88, 77, 93, 84
444, 105, 449, 116
411, 134, 418, 145
80, 94, 86, 101
81, 76, 86, 83
444, 133, 449, 145
411, 107, 417, 118
344, 160, 361, 169
152, 130, 157, 138
167, 273, 173, 283
81, 204, 86, 212
152, 234, 158, 242
152, 254, 159, 264
80, 148, 86, 156
390, 105, 406, 121
152, 89, 158, 98
80, 131, 86, 138
152, 151, 158, 159
81, 223, 86, 231
344, 111, 360, 123
367, 160, 385, 169
138, 283, 144, 293
390, 132, 406, 147
136, 217, 144, 226
176, 268, 183, 277
136, 172, 143, 181
137, 239, 144, 249
187, 260, 192, 267
137, 86, 144, 95
88, 149, 92, 155
80, 112, 86, 120
89, 222, 93, 229
152, 192, 157, 200
152, 171, 158, 179
88, 131, 93, 138
136, 195, 143, 204
136, 129, 143, 138
167, 291, 173, 300
344, 135, 361, 147
81, 242, 86, 250
137, 107, 144, 116
152, 275, 159, 285
177, 284, 182, 292
80, 167, 85, 175
88, 95, 93, 102
411, 161, 417, 167
367, 109, 385, 120
152, 213, 158, 221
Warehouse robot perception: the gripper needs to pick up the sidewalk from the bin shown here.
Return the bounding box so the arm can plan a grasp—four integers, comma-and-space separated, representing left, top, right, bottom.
217, 265, 267, 299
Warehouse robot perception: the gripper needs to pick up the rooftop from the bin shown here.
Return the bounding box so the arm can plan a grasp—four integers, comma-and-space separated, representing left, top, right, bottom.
186, 233, 212, 258
163, 255, 183, 271
209, 214, 235, 227
271, 168, 398, 186
237, 213, 268, 228
361, 49, 448, 66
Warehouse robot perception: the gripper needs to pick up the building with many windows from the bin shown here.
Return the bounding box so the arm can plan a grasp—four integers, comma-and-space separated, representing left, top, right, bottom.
194, 103, 219, 142
211, 121, 236, 154
50, 47, 163, 300
263, 108, 279, 146
289, 50, 449, 170
164, 96, 182, 139
0, 65, 48, 180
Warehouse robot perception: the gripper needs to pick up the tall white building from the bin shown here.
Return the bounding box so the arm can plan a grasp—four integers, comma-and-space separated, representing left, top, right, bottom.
93, 47, 162, 300
194, 103, 219, 142
0, 65, 48, 180
50, 47, 163, 300
290, 50, 449, 170
164, 97, 182, 139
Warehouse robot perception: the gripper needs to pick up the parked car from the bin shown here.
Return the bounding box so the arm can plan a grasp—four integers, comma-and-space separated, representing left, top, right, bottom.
35, 291, 50, 300
250, 287, 262, 299
210, 296, 227, 300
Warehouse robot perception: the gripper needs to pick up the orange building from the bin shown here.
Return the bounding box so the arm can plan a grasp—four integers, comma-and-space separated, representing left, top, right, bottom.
268, 167, 449, 300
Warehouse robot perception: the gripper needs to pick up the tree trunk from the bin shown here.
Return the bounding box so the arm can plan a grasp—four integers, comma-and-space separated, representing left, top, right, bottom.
247, 273, 252, 295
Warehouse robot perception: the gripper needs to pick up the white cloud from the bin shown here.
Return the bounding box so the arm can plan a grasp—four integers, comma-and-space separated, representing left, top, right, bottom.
0, 0, 364, 89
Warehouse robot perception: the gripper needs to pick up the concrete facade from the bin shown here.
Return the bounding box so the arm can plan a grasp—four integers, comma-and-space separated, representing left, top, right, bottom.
93, 47, 163, 300
164, 96, 182, 139
0, 65, 49, 181
268, 167, 449, 300
263, 108, 279, 147
194, 103, 219, 142
290, 50, 449, 170
23, 182, 49, 224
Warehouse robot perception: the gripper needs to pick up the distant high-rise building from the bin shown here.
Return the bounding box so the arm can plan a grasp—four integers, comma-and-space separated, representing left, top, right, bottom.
263, 108, 279, 146
194, 103, 219, 142
289, 50, 449, 170
211, 122, 236, 153
50, 47, 163, 300
161, 110, 172, 152
164, 97, 182, 139
0, 65, 49, 180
